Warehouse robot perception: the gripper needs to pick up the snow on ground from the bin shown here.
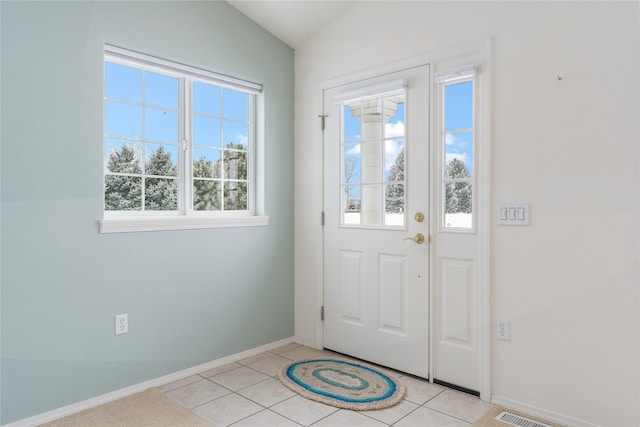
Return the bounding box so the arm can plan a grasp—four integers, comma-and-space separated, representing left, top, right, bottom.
343, 212, 472, 229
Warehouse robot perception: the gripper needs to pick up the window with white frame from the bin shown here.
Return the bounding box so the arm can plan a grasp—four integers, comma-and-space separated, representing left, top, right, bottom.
436, 66, 475, 230
101, 45, 266, 232
339, 85, 407, 228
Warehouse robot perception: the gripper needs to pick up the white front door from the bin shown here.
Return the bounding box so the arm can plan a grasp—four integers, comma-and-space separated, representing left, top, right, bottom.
322, 65, 430, 378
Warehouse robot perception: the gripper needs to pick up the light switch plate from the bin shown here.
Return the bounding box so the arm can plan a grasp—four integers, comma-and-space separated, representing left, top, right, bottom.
497, 203, 529, 225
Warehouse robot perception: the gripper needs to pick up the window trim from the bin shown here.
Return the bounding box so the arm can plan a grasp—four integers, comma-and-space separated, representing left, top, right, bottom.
99, 215, 269, 234
100, 45, 267, 233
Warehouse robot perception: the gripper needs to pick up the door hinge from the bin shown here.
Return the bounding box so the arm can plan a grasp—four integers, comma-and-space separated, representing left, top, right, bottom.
319, 114, 328, 131
321, 211, 325, 226
321, 305, 325, 321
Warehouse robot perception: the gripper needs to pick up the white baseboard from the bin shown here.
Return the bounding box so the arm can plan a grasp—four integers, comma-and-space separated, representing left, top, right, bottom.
4, 337, 295, 427
491, 395, 599, 427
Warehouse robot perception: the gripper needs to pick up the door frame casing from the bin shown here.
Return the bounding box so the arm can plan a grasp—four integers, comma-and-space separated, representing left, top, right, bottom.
315, 38, 492, 401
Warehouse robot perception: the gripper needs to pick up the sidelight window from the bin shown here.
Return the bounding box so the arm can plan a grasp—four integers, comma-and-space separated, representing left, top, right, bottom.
436, 67, 475, 230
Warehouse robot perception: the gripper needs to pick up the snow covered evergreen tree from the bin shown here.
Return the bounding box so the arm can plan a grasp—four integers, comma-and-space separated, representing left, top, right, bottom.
144, 146, 177, 210
105, 144, 179, 211
104, 144, 142, 210
193, 155, 220, 211
445, 158, 472, 214
106, 142, 248, 212
385, 147, 405, 213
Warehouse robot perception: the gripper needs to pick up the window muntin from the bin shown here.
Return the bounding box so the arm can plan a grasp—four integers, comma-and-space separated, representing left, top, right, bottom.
103, 46, 259, 219
340, 90, 406, 227
441, 79, 474, 230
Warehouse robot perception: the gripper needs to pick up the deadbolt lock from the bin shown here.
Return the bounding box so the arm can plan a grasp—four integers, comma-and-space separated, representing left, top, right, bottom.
414, 212, 425, 223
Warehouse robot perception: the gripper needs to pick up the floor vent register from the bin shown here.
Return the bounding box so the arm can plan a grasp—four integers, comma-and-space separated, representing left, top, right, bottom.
495, 411, 554, 427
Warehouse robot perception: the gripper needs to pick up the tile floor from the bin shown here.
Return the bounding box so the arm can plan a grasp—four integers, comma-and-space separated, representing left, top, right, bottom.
157, 343, 495, 427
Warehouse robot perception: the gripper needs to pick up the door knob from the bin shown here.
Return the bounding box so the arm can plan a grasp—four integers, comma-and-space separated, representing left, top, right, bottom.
403, 233, 425, 244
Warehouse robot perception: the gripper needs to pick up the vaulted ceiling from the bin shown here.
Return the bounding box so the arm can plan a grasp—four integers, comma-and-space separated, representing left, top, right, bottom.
226, 1, 359, 49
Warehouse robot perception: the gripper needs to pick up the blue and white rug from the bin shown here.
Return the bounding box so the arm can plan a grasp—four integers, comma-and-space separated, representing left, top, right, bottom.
278, 359, 405, 411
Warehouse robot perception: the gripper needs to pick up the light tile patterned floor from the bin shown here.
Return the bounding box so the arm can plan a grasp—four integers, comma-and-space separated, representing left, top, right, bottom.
158, 344, 494, 427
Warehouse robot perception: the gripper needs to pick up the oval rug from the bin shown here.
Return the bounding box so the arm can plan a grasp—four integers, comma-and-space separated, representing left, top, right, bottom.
277, 359, 405, 411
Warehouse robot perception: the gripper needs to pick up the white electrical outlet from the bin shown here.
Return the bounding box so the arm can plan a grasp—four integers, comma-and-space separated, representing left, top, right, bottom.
115, 314, 128, 335
497, 320, 510, 340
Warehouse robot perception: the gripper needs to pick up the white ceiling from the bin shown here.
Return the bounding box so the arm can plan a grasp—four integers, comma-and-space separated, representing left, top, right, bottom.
226, 0, 359, 49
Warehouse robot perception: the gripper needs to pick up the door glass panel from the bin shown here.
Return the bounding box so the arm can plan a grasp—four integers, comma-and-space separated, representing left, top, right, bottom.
341, 91, 405, 227
442, 80, 473, 230
385, 139, 405, 226
385, 183, 404, 226
361, 99, 383, 142
361, 183, 383, 225
445, 81, 472, 131
385, 96, 405, 138
343, 144, 361, 183
384, 139, 404, 180
343, 103, 362, 143
445, 131, 472, 177
343, 184, 361, 224
444, 180, 472, 228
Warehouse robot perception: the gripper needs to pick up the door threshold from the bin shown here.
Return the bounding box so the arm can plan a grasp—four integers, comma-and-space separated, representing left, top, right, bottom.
433, 379, 480, 397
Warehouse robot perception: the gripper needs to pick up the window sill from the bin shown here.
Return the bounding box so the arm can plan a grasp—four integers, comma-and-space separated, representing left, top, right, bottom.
99, 215, 269, 234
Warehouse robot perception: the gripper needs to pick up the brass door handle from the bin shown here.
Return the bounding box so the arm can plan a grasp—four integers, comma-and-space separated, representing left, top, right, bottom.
403, 233, 425, 244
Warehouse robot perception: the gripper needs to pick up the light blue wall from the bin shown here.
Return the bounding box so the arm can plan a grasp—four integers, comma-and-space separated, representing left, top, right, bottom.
0, 1, 294, 424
